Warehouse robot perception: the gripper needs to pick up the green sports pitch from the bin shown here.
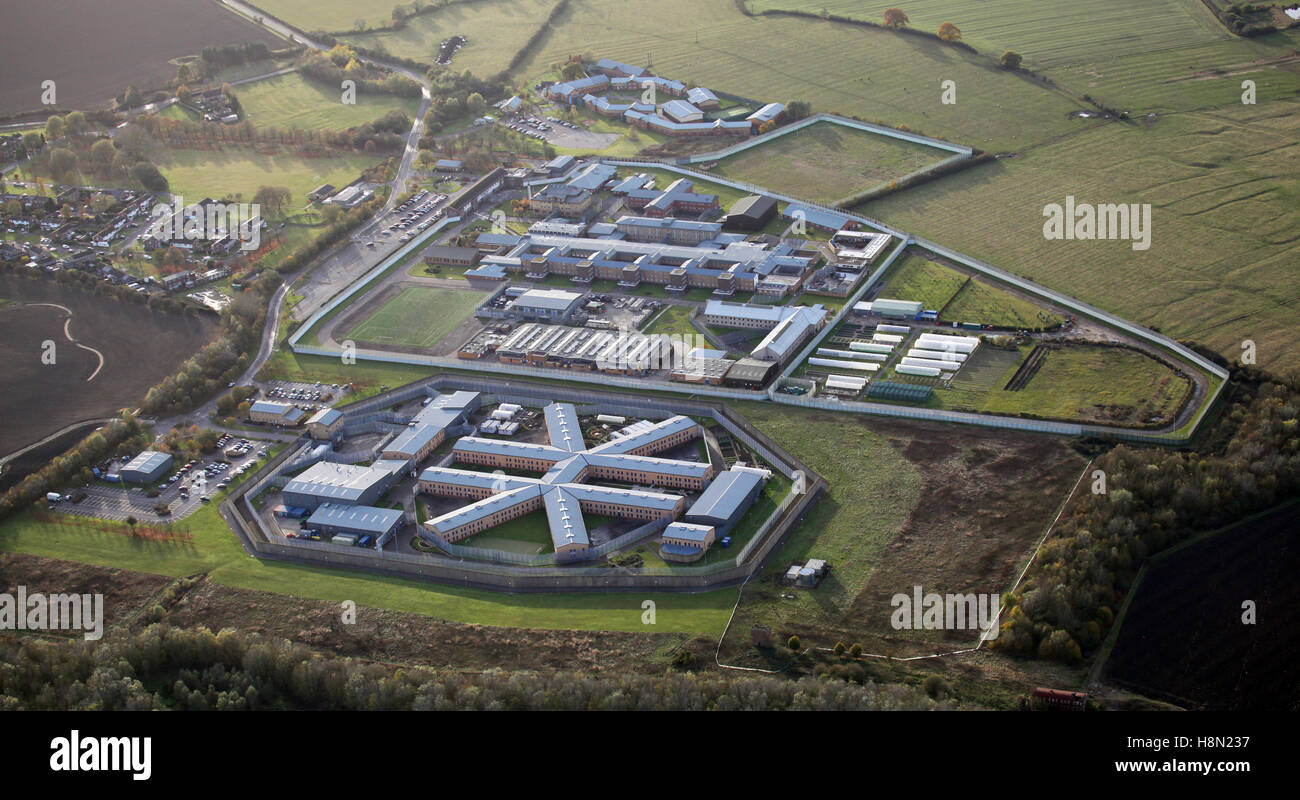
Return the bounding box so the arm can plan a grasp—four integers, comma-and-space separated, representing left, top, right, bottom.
344, 286, 486, 349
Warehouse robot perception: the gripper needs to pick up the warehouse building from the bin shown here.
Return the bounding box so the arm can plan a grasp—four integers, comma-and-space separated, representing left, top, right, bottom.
685, 465, 769, 534
722, 194, 777, 231
119, 451, 174, 484
250, 400, 306, 427
478, 286, 587, 323
854, 298, 924, 319
282, 460, 406, 510
422, 244, 479, 267
380, 390, 481, 464
304, 503, 404, 542
723, 357, 779, 388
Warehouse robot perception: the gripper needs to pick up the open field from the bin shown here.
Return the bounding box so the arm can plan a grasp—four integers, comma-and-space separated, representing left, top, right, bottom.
903, 343, 1192, 426
460, 510, 555, 554
746, 0, 1232, 69
1102, 503, 1300, 710
943, 277, 1063, 329
720, 402, 1086, 661
862, 103, 1300, 372
0, 0, 281, 115
249, 0, 397, 32
0, 504, 734, 634
343, 285, 486, 348
877, 251, 968, 310
709, 120, 950, 203
234, 70, 419, 130
343, 0, 561, 74
0, 275, 217, 457
517, 0, 1086, 153
152, 147, 382, 207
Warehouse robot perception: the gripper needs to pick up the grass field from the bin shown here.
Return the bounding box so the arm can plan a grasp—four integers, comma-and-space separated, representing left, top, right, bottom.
747, 0, 1232, 69
517, 0, 1085, 153
343, 0, 561, 74
344, 285, 486, 348
877, 251, 968, 310
153, 147, 382, 207
944, 277, 1063, 328
710, 120, 951, 203
891, 343, 1192, 425
863, 103, 1300, 371
251, 0, 397, 32
461, 510, 555, 554
0, 505, 734, 634
234, 70, 419, 130
724, 401, 923, 628
642, 304, 700, 338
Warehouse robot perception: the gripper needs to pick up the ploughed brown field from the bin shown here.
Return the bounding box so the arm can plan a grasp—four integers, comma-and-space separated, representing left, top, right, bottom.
0, 274, 217, 458
0, 0, 281, 115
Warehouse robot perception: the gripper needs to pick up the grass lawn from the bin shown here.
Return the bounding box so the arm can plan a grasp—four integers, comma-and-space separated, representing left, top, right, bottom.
642, 304, 700, 338
722, 401, 923, 628
942, 277, 1063, 329
461, 509, 555, 555
710, 120, 950, 204
344, 285, 486, 348
152, 147, 382, 206
342, 0, 561, 73
978, 344, 1192, 426
235, 70, 419, 131
878, 251, 968, 310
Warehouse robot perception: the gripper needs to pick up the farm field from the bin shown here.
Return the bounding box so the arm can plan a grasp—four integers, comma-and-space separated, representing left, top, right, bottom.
0, 275, 218, 457
745, 0, 1231, 70
344, 285, 487, 348
234, 70, 419, 130
152, 147, 383, 207
709, 120, 951, 204
0, 0, 281, 115
516, 0, 1085, 152
343, 0, 561, 75
1102, 503, 1300, 711
862, 103, 1300, 372
249, 0, 397, 32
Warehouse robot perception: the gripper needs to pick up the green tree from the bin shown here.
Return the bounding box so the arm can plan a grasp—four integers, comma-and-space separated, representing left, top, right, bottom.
89, 139, 116, 172
999, 51, 1023, 71
123, 85, 144, 108
883, 8, 909, 29
833, 641, 846, 657
787, 635, 801, 652
44, 115, 65, 140
131, 162, 169, 192
48, 147, 78, 180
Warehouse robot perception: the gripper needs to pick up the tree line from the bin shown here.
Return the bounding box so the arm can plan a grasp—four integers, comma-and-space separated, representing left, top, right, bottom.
0, 624, 945, 711
996, 367, 1300, 663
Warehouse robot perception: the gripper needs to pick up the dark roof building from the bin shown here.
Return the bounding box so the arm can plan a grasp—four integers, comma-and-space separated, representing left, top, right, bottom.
723, 194, 778, 231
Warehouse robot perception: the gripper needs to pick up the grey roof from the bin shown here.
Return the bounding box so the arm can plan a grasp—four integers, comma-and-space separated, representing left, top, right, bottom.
284, 461, 404, 504
251, 399, 293, 415
544, 402, 585, 452
419, 466, 540, 492
383, 424, 443, 457
663, 521, 714, 542
122, 450, 172, 475
453, 436, 570, 464
687, 468, 764, 523
585, 452, 711, 480
306, 503, 403, 534
586, 415, 698, 455
307, 408, 343, 427
544, 486, 589, 548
